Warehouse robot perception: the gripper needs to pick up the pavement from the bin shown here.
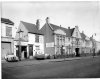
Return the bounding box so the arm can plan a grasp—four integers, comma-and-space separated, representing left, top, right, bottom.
2, 55, 99, 68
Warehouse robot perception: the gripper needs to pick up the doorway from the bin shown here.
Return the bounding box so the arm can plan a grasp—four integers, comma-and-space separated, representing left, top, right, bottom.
21, 46, 27, 59
75, 48, 80, 57
29, 44, 33, 56
16, 46, 27, 59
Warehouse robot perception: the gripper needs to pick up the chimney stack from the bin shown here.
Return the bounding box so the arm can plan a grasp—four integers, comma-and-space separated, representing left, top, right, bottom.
68, 27, 70, 29
46, 17, 50, 23
82, 31, 84, 34
36, 19, 40, 30
75, 25, 78, 29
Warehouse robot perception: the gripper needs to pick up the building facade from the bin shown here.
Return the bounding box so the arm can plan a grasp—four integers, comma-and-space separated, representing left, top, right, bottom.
40, 17, 93, 57
1, 18, 14, 60
14, 20, 44, 59
80, 32, 93, 56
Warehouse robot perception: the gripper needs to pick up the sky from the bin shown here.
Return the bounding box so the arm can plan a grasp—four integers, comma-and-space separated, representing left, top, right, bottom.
1, 1, 100, 41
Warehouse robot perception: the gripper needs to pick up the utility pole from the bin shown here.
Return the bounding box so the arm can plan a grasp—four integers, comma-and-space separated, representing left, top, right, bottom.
17, 29, 23, 61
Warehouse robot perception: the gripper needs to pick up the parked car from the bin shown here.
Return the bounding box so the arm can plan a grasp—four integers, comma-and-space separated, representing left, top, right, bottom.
35, 51, 50, 59
4, 53, 19, 62
44, 54, 50, 59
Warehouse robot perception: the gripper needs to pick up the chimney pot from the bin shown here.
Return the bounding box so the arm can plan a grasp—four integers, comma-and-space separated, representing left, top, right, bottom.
75, 25, 78, 28
82, 31, 84, 34
46, 17, 50, 23
68, 27, 70, 29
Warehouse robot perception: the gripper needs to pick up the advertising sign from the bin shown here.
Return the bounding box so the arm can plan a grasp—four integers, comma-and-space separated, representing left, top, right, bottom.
46, 42, 54, 47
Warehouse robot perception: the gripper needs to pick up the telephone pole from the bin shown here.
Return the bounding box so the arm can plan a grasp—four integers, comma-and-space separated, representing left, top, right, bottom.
17, 29, 23, 61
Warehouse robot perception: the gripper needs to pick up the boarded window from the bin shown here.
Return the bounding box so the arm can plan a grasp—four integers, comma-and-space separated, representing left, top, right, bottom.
6, 26, 12, 36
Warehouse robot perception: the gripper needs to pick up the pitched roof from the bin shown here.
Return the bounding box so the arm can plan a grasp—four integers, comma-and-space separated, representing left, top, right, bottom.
81, 33, 90, 41
1, 18, 14, 25
66, 28, 75, 37
40, 23, 75, 37
21, 21, 44, 35
50, 23, 74, 37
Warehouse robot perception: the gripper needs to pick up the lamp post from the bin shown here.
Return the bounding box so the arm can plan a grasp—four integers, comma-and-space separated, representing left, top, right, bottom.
91, 33, 96, 58
17, 29, 23, 61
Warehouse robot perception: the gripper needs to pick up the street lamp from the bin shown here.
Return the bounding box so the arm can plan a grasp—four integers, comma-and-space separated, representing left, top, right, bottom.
91, 33, 96, 58
17, 29, 23, 61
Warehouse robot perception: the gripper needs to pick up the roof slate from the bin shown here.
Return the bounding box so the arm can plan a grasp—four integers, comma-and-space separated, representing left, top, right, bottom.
21, 21, 44, 35
1, 18, 14, 25
49, 23, 75, 37
40, 23, 75, 37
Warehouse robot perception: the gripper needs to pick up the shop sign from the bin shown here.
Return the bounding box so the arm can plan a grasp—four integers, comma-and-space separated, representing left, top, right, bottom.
46, 42, 54, 47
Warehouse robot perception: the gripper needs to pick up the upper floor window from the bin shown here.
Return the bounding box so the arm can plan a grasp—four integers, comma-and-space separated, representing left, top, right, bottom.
56, 35, 59, 45
35, 35, 39, 42
6, 26, 12, 37
63, 37, 65, 42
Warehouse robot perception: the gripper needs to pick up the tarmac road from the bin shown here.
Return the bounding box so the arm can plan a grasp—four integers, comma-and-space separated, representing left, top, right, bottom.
2, 56, 100, 79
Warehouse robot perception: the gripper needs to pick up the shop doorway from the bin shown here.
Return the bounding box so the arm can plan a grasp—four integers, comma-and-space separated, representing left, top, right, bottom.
16, 46, 27, 59
75, 48, 80, 57
21, 46, 27, 59
29, 44, 33, 56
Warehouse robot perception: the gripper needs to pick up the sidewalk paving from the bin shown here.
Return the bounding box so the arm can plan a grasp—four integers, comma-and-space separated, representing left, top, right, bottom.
2, 56, 99, 68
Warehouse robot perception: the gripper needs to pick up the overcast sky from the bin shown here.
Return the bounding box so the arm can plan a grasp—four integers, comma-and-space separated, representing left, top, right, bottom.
1, 1, 100, 41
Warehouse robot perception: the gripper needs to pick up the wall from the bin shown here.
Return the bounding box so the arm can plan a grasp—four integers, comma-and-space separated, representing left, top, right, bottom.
1, 23, 14, 55
28, 33, 44, 56
72, 27, 81, 39
54, 29, 66, 55
96, 41, 100, 53
44, 23, 55, 55
15, 22, 28, 41
1, 23, 14, 38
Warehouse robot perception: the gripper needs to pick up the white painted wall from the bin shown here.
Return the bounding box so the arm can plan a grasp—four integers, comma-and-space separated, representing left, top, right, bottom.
28, 33, 44, 56
1, 23, 14, 38
15, 22, 28, 41
72, 27, 81, 39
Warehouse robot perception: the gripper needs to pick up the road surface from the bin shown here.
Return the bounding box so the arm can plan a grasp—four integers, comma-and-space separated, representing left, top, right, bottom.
2, 56, 100, 79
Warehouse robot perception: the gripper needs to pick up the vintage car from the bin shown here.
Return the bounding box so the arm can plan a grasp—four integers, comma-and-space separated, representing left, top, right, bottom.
34, 51, 50, 59
4, 53, 19, 62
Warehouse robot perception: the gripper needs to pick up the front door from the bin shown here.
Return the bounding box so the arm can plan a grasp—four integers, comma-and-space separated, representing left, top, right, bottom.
75, 48, 80, 57
29, 44, 33, 56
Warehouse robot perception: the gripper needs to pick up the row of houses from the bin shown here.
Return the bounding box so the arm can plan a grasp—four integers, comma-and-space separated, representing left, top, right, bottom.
1, 17, 100, 60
